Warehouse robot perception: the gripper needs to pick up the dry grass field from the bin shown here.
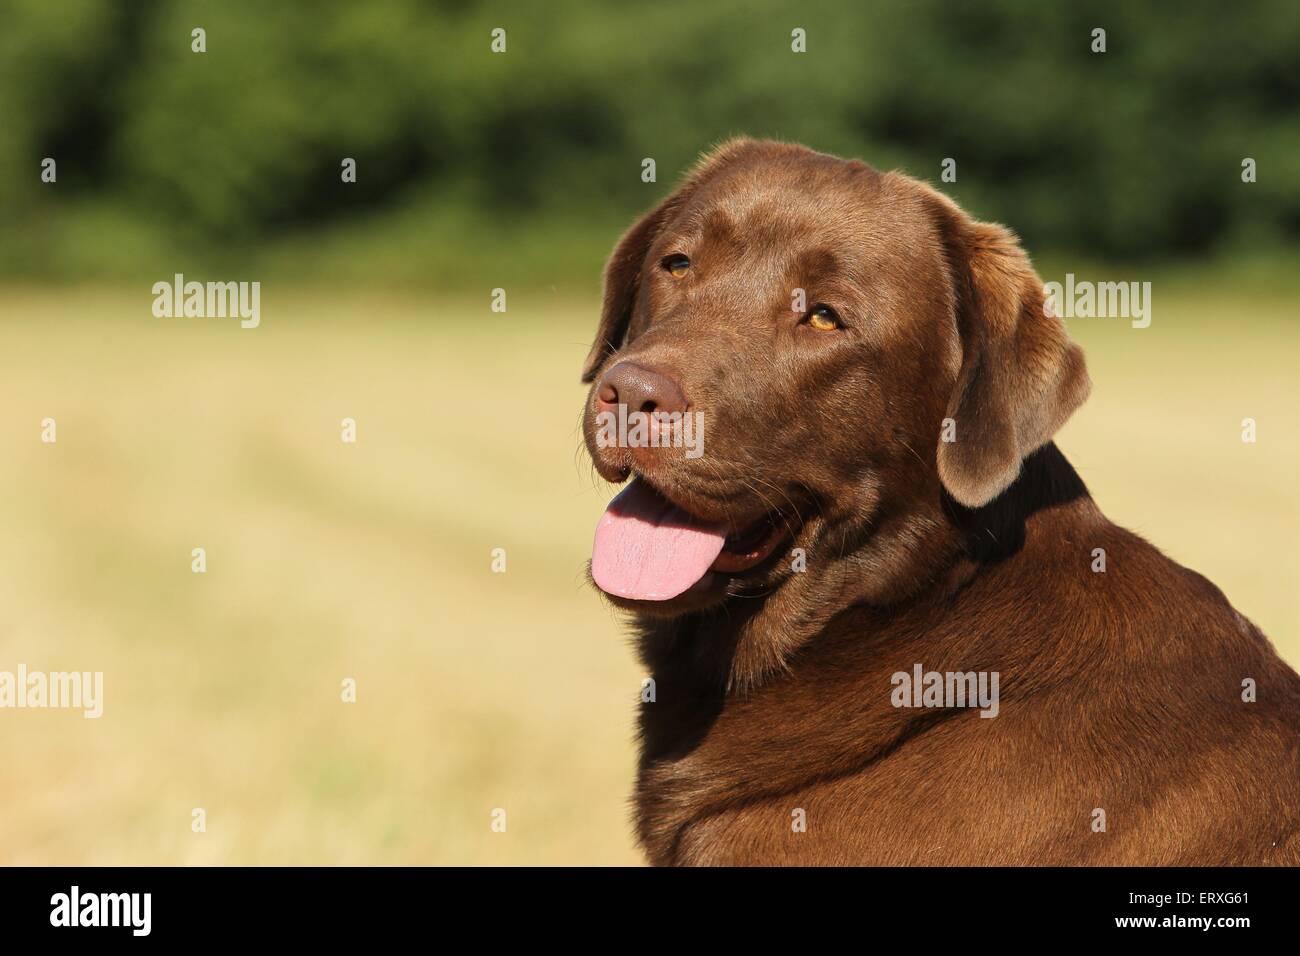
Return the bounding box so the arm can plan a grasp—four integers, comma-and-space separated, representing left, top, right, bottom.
0, 283, 1295, 865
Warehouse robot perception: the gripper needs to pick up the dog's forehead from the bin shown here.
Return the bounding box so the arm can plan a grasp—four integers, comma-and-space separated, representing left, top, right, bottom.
675, 153, 893, 247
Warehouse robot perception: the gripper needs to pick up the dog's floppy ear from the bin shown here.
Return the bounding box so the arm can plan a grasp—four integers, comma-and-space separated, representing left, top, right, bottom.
581, 137, 758, 383
580, 198, 678, 383
929, 191, 1091, 508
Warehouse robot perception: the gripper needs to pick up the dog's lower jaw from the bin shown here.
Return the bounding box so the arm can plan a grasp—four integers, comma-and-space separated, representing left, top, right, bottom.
629, 504, 964, 695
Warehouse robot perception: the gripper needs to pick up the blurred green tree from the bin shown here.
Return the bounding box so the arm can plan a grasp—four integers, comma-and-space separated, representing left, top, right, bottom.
2, 0, 1296, 279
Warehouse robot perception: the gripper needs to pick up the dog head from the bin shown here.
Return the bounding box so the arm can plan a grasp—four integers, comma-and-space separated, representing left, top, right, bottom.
581, 139, 1089, 642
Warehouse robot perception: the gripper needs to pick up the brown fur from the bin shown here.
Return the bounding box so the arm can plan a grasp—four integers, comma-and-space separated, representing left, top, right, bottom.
580, 139, 1300, 865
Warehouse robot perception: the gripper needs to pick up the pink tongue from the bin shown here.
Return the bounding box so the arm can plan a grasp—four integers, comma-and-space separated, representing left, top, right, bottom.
592, 478, 727, 601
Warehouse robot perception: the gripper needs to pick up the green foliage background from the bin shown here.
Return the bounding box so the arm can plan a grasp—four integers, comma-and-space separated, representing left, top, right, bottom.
2, 0, 1297, 285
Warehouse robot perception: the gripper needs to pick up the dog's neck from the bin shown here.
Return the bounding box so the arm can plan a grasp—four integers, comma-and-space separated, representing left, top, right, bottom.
942, 441, 1090, 563
633, 442, 1091, 703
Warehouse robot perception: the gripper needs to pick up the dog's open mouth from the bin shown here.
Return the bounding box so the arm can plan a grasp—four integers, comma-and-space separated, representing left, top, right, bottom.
591, 476, 790, 601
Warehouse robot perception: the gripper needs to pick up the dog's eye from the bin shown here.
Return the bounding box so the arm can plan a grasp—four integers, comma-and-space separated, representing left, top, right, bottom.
662, 254, 691, 278
807, 304, 840, 331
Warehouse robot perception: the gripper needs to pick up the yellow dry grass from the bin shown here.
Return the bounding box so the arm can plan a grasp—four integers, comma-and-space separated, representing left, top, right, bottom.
0, 284, 1294, 864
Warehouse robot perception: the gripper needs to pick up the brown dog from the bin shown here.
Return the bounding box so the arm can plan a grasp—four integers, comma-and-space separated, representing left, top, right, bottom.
580, 139, 1300, 866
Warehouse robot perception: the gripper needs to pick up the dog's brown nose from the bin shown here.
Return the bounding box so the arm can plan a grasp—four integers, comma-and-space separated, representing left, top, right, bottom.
597, 362, 688, 415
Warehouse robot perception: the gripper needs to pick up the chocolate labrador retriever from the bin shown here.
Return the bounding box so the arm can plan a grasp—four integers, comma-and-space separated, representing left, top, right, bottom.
580, 138, 1300, 866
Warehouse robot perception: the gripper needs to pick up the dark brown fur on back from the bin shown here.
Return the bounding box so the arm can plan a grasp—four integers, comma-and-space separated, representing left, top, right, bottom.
581, 139, 1300, 865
